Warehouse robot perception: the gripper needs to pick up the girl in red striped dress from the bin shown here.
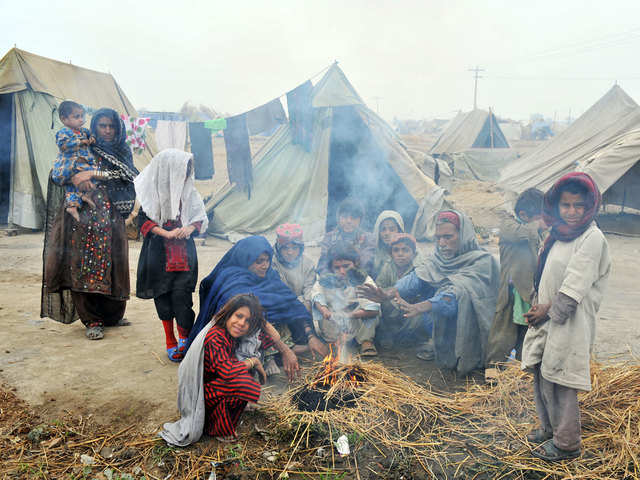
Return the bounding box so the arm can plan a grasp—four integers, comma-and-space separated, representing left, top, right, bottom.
203, 294, 273, 441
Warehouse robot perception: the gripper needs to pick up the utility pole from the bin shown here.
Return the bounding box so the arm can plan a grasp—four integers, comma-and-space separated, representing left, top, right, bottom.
468, 66, 485, 110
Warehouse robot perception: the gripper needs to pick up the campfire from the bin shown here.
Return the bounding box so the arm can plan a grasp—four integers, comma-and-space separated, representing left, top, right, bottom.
293, 343, 366, 412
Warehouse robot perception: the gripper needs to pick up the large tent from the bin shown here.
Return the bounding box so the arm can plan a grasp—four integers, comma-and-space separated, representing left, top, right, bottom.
430, 109, 509, 156
206, 64, 444, 241
499, 85, 640, 202
0, 48, 154, 229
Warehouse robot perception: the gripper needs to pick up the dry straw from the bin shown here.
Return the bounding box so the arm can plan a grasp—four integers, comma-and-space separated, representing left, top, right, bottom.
1, 361, 639, 479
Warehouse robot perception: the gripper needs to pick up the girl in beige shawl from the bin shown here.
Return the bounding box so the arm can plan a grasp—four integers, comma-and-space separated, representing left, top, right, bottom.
522, 172, 611, 461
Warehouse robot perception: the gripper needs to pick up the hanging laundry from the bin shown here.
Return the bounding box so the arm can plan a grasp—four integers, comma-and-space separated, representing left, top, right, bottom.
223, 113, 252, 198
188, 122, 214, 180
246, 98, 286, 135
204, 118, 227, 131
286, 81, 313, 152
120, 114, 150, 155
155, 120, 187, 151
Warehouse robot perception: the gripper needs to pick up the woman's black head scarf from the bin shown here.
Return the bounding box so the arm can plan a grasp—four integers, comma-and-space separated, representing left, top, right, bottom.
90, 108, 139, 217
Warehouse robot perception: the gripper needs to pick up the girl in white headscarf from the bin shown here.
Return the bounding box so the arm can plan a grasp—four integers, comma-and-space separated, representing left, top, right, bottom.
135, 149, 209, 362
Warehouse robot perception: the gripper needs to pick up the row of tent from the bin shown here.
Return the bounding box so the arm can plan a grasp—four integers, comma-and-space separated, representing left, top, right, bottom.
413, 84, 640, 212
0, 49, 444, 239
500, 84, 640, 210
2, 47, 638, 236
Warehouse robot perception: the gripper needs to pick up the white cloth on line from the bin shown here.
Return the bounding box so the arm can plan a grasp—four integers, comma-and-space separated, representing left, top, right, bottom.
155, 120, 187, 151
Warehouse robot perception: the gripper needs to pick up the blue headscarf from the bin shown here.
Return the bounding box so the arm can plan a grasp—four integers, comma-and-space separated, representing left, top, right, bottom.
89, 108, 138, 217
187, 236, 311, 349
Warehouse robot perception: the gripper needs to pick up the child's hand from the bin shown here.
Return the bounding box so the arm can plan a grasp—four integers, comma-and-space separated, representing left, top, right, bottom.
253, 359, 267, 385
89, 136, 96, 145
319, 306, 333, 321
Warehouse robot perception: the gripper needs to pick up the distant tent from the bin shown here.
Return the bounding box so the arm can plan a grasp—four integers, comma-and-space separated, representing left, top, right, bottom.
0, 48, 155, 228
578, 127, 640, 210
206, 64, 444, 241
500, 85, 640, 197
430, 109, 509, 156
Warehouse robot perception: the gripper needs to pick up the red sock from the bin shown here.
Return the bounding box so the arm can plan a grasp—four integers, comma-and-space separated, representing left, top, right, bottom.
177, 326, 190, 340
162, 320, 177, 349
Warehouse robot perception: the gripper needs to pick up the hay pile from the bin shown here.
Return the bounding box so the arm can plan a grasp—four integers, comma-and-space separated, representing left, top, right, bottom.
266, 360, 640, 479
2, 361, 639, 479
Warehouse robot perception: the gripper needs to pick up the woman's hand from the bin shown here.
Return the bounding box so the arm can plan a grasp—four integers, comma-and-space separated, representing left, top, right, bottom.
308, 334, 329, 359
71, 170, 97, 191
524, 303, 551, 327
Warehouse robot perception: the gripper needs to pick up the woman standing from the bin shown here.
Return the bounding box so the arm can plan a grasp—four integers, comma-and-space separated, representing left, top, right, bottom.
41, 108, 138, 340
135, 149, 208, 362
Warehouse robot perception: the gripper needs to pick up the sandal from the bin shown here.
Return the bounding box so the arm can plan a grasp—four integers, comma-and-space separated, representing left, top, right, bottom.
360, 341, 378, 357
85, 323, 104, 340
167, 346, 183, 363
532, 439, 580, 461
177, 337, 188, 354
416, 350, 435, 361
115, 318, 131, 327
526, 428, 553, 444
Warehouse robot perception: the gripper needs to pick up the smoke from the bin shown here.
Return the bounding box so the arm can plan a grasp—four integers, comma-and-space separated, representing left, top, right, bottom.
327, 105, 418, 232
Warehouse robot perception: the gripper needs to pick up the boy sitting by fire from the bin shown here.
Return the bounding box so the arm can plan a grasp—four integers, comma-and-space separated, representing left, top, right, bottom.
311, 243, 380, 357
374, 233, 426, 350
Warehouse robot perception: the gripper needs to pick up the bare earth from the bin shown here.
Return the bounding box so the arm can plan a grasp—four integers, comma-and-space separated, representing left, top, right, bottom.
0, 223, 638, 432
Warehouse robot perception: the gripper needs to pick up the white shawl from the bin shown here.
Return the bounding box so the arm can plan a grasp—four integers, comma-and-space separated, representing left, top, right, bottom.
134, 148, 209, 232
160, 320, 213, 446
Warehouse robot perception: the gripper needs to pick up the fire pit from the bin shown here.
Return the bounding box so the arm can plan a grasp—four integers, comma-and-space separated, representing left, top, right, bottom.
292, 344, 367, 412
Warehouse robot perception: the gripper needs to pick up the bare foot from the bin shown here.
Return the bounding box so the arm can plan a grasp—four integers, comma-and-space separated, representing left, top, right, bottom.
215, 435, 237, 443
81, 195, 96, 209
264, 357, 280, 376
66, 207, 80, 222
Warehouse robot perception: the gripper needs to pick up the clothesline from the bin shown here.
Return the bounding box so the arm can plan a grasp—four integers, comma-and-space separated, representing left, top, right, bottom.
212, 60, 337, 124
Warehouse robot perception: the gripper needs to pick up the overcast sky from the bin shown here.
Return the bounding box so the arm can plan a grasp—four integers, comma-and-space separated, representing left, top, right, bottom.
4, 0, 640, 122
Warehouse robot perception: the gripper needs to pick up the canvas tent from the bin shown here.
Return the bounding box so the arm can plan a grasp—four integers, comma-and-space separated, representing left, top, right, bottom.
206, 64, 444, 241
430, 109, 509, 156
0, 48, 154, 229
447, 148, 520, 182
500, 85, 640, 200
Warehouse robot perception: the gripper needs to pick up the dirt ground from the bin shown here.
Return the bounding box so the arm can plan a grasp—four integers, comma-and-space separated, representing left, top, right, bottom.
1, 216, 638, 437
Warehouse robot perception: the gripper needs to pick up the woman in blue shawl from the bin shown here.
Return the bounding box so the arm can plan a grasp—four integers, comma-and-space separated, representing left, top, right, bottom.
188, 236, 323, 379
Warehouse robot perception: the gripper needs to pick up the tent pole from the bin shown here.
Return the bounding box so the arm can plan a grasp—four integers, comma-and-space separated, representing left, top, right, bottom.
489, 107, 494, 148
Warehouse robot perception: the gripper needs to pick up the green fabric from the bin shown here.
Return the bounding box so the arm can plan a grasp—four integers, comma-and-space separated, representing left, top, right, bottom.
512, 286, 530, 326
204, 118, 227, 130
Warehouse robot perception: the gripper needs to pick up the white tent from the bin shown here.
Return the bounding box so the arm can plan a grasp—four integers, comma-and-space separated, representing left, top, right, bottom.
430, 109, 509, 155
0, 48, 154, 228
206, 65, 444, 241
500, 85, 640, 196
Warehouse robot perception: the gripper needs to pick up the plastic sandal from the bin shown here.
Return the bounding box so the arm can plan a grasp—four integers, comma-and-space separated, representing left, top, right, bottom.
85, 323, 104, 340
177, 337, 188, 354
167, 346, 183, 363
532, 439, 580, 461
360, 341, 378, 357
